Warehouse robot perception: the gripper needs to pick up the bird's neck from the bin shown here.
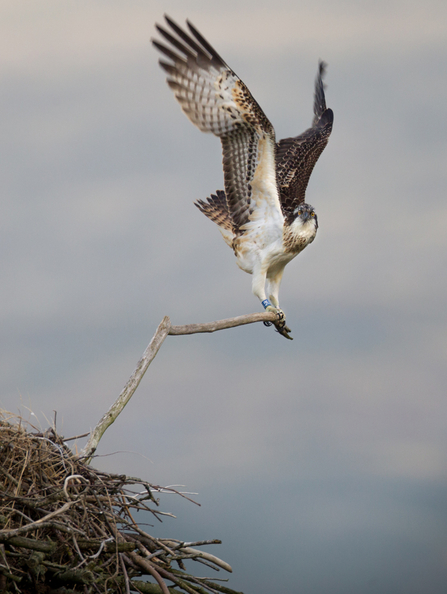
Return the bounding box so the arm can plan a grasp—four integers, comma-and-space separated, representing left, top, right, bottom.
283, 219, 317, 253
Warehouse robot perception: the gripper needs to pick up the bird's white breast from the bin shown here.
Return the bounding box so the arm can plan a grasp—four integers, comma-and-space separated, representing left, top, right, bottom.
283, 218, 317, 253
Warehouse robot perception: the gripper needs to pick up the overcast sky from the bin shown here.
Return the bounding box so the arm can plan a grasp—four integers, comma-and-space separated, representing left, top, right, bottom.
1, 1, 447, 592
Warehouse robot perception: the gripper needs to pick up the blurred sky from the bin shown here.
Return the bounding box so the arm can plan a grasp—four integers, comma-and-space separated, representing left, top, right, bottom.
1, 1, 447, 592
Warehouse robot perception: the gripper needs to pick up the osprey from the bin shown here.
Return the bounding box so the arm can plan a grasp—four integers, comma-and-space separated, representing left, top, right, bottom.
153, 16, 333, 338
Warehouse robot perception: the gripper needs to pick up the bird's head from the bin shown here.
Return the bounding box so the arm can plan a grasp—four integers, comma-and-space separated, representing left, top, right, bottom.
292, 203, 318, 230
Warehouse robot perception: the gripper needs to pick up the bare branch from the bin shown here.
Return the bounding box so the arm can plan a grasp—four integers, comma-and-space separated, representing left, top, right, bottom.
168, 311, 277, 335
0, 501, 77, 541
128, 552, 171, 594
161, 540, 232, 573
79, 310, 285, 461
79, 316, 171, 462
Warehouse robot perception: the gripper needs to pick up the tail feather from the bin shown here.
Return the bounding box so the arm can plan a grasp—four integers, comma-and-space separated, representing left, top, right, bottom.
195, 190, 233, 232
195, 190, 235, 248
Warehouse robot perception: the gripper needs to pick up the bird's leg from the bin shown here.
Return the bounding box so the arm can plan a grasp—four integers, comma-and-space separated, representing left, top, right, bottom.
252, 267, 292, 339
267, 270, 292, 336
252, 268, 276, 324
252, 265, 269, 307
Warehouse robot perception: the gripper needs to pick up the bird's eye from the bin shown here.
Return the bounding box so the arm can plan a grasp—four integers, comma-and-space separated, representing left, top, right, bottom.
310, 212, 315, 217
297, 210, 302, 216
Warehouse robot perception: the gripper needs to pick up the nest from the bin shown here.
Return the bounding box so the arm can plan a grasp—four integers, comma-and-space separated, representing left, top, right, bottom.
0, 413, 242, 594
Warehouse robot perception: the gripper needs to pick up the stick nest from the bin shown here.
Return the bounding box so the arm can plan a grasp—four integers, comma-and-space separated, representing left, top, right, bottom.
0, 413, 242, 594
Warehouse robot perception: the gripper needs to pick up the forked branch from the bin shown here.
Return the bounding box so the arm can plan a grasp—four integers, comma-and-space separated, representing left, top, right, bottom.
79, 311, 279, 461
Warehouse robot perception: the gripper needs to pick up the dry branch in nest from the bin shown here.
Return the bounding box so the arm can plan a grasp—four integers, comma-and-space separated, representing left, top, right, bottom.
0, 413, 242, 594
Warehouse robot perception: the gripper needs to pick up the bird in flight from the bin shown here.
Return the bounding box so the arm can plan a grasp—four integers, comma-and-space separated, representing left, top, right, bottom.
152, 16, 333, 339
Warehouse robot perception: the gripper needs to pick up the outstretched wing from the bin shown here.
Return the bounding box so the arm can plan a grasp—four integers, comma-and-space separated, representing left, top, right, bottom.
152, 16, 282, 234
276, 61, 333, 223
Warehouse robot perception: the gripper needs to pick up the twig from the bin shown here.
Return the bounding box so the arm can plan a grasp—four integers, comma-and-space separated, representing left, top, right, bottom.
0, 501, 77, 540
150, 485, 200, 506
150, 566, 198, 594
63, 474, 89, 500
177, 549, 231, 573
119, 553, 131, 594
0, 466, 19, 486
14, 450, 29, 496
170, 570, 221, 594
2, 536, 56, 553
128, 552, 171, 594
63, 432, 90, 442
161, 540, 231, 573
172, 540, 221, 549
129, 580, 180, 594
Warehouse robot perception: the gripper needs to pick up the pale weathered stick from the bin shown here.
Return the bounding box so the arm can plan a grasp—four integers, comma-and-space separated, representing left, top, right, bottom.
168, 311, 277, 335
0, 501, 77, 541
80, 316, 172, 461
161, 539, 232, 572
80, 311, 281, 461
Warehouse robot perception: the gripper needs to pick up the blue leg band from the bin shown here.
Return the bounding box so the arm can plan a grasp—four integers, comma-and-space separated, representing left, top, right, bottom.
262, 299, 272, 309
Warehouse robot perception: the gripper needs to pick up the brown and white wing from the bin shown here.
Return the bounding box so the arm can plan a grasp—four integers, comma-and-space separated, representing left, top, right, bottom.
152, 16, 282, 234
276, 61, 333, 223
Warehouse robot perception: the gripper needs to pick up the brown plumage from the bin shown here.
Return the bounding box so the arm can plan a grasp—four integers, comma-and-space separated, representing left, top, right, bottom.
276, 62, 333, 224
153, 16, 277, 234
195, 190, 233, 233
192, 62, 333, 232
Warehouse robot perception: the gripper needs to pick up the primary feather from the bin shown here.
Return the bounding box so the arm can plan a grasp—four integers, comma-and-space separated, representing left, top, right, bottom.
153, 16, 279, 233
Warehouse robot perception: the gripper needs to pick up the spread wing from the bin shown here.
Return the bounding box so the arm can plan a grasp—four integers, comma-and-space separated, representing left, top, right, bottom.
152, 16, 282, 234
276, 61, 333, 223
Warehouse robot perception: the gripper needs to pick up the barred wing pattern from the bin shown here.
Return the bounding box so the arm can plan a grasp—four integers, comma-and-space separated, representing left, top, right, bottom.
276, 61, 333, 224
153, 16, 281, 233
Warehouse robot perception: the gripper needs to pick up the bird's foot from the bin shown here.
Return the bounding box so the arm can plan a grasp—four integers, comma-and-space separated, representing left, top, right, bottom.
262, 301, 293, 340
276, 324, 293, 340
273, 309, 293, 340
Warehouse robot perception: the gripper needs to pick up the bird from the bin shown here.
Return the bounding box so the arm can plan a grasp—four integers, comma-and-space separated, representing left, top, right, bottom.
152, 15, 333, 339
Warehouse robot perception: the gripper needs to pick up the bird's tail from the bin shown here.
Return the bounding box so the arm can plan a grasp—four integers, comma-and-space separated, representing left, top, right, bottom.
195, 190, 233, 231
195, 190, 235, 247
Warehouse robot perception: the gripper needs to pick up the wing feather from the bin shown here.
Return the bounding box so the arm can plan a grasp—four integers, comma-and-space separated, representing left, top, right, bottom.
152, 16, 282, 233
276, 61, 333, 222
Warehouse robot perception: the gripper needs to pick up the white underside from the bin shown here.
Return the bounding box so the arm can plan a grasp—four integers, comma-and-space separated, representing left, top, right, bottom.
224, 215, 317, 309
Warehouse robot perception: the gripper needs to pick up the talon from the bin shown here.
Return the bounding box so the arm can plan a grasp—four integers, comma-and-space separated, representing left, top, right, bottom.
273, 309, 286, 329
273, 309, 293, 339
277, 326, 293, 340
262, 304, 292, 338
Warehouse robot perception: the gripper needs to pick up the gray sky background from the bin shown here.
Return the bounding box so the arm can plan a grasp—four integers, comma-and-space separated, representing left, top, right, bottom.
1, 1, 447, 592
